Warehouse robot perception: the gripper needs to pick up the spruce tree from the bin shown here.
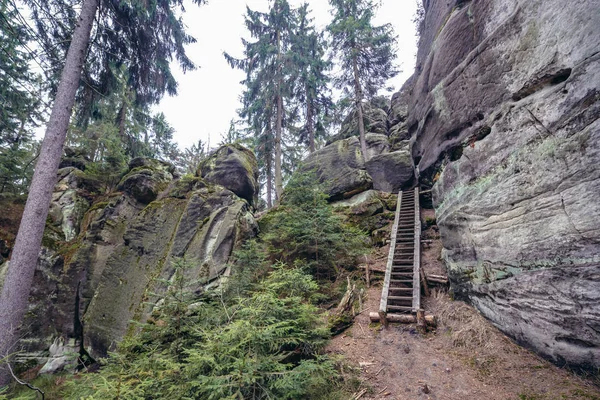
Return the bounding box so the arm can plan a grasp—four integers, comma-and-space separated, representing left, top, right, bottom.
225, 0, 297, 203
327, 0, 398, 161
0, 0, 206, 386
291, 4, 332, 153
0, 0, 44, 194
24, 0, 203, 123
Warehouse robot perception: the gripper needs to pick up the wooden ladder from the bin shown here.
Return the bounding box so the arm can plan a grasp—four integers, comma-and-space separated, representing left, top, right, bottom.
379, 187, 421, 322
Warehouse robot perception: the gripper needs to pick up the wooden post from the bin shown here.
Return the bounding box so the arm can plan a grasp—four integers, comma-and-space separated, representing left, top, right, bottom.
416, 309, 426, 334
365, 255, 370, 288
420, 267, 430, 297
378, 311, 389, 328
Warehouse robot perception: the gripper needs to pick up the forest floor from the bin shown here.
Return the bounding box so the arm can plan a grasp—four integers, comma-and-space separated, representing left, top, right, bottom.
326, 210, 600, 400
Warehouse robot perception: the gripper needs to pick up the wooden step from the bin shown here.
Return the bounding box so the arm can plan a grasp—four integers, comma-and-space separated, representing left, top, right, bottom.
389, 287, 413, 292
387, 305, 413, 312
391, 272, 413, 277
388, 296, 413, 301
390, 279, 413, 284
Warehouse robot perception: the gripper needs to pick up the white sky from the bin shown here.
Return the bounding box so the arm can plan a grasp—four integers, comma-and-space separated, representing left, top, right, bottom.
158, 0, 419, 149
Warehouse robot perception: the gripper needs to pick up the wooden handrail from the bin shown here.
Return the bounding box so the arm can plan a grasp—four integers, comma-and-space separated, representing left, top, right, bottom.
379, 190, 402, 319
412, 187, 421, 313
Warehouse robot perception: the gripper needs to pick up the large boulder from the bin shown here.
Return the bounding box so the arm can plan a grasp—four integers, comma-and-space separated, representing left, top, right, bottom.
198, 144, 259, 207
365, 150, 414, 193
302, 134, 389, 200
16, 148, 260, 363
84, 186, 257, 357
331, 190, 396, 243
118, 158, 175, 204
409, 0, 600, 369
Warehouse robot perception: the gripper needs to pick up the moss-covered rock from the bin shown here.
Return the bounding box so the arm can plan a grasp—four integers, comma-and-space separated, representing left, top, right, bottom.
197, 144, 259, 207
17, 153, 261, 365
301, 134, 389, 200
84, 187, 258, 357
332, 190, 384, 217
117, 159, 174, 204
365, 149, 414, 193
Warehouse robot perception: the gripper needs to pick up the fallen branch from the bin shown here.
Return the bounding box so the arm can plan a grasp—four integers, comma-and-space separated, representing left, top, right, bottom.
426, 274, 448, 284
353, 388, 368, 399
358, 265, 386, 273
6, 362, 45, 400
378, 386, 389, 394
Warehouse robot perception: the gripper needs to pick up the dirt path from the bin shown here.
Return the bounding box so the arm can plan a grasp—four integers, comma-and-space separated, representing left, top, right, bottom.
327, 215, 600, 400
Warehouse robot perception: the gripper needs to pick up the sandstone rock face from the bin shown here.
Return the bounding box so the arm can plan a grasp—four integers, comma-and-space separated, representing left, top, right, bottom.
408, 0, 600, 369
302, 134, 390, 200
329, 101, 389, 144
331, 190, 397, 245
48, 167, 101, 241
198, 144, 259, 207
388, 78, 413, 151
15, 146, 259, 362
366, 150, 414, 193
118, 158, 175, 204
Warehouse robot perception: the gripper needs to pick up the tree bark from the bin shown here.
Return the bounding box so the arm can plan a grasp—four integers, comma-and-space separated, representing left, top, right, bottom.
306, 84, 315, 153
275, 93, 283, 202
266, 143, 273, 209
352, 55, 368, 162
274, 25, 284, 202
0, 0, 99, 387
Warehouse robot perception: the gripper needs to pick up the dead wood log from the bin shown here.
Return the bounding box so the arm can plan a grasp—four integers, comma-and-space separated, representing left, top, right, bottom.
425, 274, 448, 284
330, 277, 359, 334
359, 265, 386, 273
369, 312, 436, 327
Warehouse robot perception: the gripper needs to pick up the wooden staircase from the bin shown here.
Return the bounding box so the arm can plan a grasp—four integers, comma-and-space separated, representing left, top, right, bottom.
379, 188, 421, 322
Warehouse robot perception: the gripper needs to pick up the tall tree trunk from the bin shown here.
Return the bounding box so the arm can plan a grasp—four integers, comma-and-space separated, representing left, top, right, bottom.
266, 148, 273, 209
274, 26, 284, 202
306, 85, 315, 153
275, 93, 283, 202
0, 0, 99, 386
352, 55, 368, 162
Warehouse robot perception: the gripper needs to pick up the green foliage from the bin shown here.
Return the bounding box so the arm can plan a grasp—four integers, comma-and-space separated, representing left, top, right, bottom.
262, 171, 368, 277
226, 1, 335, 205
0, 0, 44, 194
223, 239, 269, 299
63, 260, 342, 399
175, 139, 208, 175
290, 4, 333, 152
327, 0, 399, 100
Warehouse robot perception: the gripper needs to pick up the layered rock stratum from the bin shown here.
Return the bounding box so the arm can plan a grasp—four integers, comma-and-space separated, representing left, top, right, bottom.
406, 0, 599, 369
2, 145, 258, 366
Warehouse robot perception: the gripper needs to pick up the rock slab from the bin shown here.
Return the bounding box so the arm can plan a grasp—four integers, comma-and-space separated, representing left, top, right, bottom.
407, 0, 600, 369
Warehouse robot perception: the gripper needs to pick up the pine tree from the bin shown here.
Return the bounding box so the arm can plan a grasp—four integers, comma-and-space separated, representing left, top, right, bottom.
327, 0, 399, 161
291, 4, 332, 153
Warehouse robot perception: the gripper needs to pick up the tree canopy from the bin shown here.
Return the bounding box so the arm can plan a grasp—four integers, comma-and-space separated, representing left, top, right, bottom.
327, 0, 398, 160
